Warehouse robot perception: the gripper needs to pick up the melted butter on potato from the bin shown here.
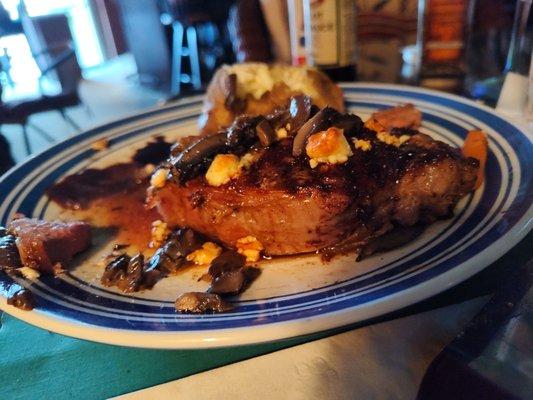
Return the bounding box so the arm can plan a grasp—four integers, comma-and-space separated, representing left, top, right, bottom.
306, 127, 353, 168
226, 63, 274, 99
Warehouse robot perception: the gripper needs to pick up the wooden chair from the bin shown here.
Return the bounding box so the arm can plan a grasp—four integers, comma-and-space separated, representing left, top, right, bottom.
20, 8, 85, 128
0, 8, 88, 155
0, 41, 85, 154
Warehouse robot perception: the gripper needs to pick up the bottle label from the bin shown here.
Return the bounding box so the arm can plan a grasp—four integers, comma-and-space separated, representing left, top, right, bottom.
288, 0, 307, 66
304, 0, 356, 68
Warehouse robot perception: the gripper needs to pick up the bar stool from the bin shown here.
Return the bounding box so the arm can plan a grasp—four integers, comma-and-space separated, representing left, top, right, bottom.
160, 0, 233, 96
170, 20, 201, 95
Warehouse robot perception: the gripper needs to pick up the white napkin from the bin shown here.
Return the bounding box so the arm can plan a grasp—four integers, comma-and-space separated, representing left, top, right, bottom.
496, 72, 529, 118
113, 299, 486, 400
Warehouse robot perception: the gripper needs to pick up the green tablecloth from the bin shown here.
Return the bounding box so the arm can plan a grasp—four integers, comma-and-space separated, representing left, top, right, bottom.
0, 314, 307, 400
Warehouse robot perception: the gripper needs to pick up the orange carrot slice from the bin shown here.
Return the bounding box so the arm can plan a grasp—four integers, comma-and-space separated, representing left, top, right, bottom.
462, 130, 488, 189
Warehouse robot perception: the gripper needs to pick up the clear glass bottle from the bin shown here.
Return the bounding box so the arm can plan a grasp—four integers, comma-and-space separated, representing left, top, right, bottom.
463, 0, 516, 103
496, 0, 532, 116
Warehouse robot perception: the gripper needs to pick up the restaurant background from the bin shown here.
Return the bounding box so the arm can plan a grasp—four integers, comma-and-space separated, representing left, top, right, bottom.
0, 1, 531, 399
0, 0, 525, 168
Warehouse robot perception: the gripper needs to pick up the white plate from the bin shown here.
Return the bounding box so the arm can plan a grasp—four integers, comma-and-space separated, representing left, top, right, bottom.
0, 83, 531, 348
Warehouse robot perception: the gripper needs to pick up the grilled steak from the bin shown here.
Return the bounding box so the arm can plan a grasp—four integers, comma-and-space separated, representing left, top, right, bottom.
149, 102, 478, 256
8, 218, 92, 272
371, 104, 422, 131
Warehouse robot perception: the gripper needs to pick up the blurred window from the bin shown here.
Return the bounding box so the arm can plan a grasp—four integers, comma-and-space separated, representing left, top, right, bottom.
1, 0, 19, 19
23, 0, 104, 68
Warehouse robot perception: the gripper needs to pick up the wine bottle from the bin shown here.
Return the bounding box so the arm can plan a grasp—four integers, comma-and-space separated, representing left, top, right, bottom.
303, 0, 357, 81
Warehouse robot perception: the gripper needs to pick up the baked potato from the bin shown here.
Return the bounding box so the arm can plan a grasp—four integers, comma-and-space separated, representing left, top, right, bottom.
198, 63, 345, 135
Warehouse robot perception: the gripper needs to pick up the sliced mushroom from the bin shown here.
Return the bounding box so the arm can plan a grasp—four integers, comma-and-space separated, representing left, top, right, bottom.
255, 118, 276, 147
145, 228, 204, 274
101, 254, 128, 288
122, 253, 144, 292
140, 269, 161, 290
7, 288, 35, 311
225, 115, 261, 149
170, 133, 228, 179
223, 73, 246, 114
175, 292, 234, 313
210, 268, 247, 295
208, 250, 245, 278
266, 106, 291, 130
170, 97, 330, 183
288, 95, 312, 133
170, 142, 184, 157
0, 229, 22, 271
101, 252, 162, 292
332, 113, 363, 137
208, 250, 247, 295
292, 107, 339, 156
145, 247, 174, 274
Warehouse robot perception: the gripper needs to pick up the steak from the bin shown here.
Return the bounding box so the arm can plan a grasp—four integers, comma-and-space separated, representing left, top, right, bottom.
8, 218, 92, 272
371, 104, 422, 131
149, 104, 478, 256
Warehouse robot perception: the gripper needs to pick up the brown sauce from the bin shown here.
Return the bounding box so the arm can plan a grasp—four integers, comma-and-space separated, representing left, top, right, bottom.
79, 184, 160, 253
46, 163, 144, 210
47, 136, 171, 210
132, 136, 171, 166
0, 232, 22, 270
7, 287, 35, 311
47, 162, 162, 253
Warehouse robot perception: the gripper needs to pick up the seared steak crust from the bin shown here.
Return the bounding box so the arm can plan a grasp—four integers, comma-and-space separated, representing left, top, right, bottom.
151, 127, 478, 255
